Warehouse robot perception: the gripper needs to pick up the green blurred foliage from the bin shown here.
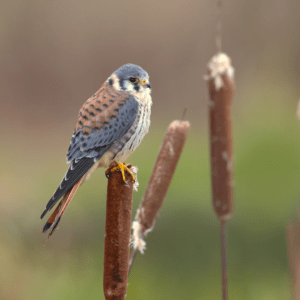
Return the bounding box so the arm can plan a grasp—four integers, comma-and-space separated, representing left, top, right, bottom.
1, 0, 300, 299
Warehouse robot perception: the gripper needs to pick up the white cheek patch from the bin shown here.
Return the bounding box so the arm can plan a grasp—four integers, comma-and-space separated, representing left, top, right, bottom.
124, 81, 134, 92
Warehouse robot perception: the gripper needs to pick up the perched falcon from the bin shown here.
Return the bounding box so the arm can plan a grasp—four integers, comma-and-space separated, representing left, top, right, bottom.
41, 64, 152, 237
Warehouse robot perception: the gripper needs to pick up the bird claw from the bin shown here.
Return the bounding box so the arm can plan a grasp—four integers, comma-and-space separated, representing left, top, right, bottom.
109, 161, 136, 182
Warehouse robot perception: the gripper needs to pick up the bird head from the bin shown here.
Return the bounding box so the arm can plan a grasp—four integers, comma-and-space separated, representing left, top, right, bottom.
110, 63, 151, 94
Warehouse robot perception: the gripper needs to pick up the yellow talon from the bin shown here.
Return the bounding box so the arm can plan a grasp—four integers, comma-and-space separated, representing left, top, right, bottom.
110, 161, 136, 182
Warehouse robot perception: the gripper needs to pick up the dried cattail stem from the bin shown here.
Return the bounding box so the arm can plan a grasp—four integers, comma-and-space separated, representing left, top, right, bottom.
103, 164, 134, 300
216, 0, 223, 53
206, 52, 234, 300
297, 98, 300, 119
220, 220, 228, 300
286, 222, 300, 300
207, 53, 234, 220
129, 120, 190, 271
137, 120, 189, 233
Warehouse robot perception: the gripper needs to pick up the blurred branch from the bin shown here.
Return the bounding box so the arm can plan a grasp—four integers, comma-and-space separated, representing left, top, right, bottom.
129, 120, 190, 274
181, 106, 188, 120
103, 164, 134, 300
206, 52, 235, 300
297, 97, 300, 119
286, 220, 300, 300
220, 220, 228, 299
216, 0, 222, 53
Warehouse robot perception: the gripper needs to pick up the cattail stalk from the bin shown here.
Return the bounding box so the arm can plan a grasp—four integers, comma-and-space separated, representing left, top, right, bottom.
207, 53, 234, 220
206, 52, 234, 300
103, 164, 134, 300
129, 120, 190, 273
286, 221, 300, 300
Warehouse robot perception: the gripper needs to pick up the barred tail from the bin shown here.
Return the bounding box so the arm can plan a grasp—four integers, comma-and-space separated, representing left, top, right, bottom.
42, 178, 83, 238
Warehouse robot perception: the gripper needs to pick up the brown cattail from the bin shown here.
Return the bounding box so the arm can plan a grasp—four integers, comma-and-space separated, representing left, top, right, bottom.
207, 53, 235, 220
206, 52, 235, 300
103, 164, 134, 300
129, 120, 190, 271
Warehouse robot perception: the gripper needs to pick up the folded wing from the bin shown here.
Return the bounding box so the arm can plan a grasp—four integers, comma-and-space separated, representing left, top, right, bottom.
41, 83, 138, 223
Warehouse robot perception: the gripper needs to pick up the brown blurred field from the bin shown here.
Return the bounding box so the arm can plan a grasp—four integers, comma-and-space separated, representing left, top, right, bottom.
1, 1, 300, 299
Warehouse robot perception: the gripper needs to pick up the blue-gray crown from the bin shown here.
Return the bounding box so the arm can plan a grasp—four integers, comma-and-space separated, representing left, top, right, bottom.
113, 63, 149, 80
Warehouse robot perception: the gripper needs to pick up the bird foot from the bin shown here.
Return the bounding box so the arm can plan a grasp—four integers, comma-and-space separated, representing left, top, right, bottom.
106, 161, 136, 182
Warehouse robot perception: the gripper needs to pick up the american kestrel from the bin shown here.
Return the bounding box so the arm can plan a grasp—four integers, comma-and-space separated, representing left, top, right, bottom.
41, 64, 152, 237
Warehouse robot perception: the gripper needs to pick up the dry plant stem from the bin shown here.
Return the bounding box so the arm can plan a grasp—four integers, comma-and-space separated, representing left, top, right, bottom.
207, 53, 234, 300
103, 164, 134, 300
207, 54, 234, 220
286, 222, 300, 300
220, 220, 228, 300
138, 120, 190, 231
130, 120, 190, 272
128, 249, 138, 274
216, 0, 222, 53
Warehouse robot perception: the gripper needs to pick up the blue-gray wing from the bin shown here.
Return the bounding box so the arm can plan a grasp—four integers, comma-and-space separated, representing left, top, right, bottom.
67, 96, 138, 162
41, 92, 138, 219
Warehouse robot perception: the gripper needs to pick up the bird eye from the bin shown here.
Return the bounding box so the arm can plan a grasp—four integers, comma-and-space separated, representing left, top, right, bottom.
129, 77, 138, 83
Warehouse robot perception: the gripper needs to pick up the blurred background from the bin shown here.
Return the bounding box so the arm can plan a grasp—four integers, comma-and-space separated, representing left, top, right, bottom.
1, 0, 300, 299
